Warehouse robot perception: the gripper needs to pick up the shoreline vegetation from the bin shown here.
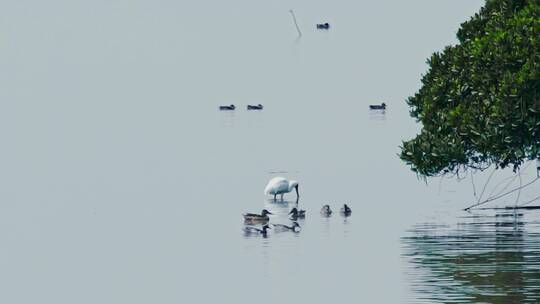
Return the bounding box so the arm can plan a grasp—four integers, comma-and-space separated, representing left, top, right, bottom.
400, 0, 540, 177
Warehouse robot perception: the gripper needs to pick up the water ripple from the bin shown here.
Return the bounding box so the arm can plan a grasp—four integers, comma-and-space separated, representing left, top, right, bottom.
402, 211, 540, 303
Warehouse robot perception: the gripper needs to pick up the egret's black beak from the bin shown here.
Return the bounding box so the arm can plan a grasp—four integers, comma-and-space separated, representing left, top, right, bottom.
295, 185, 300, 198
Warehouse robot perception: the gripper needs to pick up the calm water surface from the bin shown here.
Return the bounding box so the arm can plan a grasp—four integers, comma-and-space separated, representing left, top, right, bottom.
402, 210, 540, 303
3, 1, 540, 303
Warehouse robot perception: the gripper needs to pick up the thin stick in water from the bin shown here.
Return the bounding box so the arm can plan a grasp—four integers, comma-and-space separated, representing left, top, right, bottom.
486, 161, 532, 201
515, 169, 522, 206
471, 170, 477, 198
519, 194, 540, 207
289, 10, 302, 38
464, 177, 539, 211
476, 167, 497, 204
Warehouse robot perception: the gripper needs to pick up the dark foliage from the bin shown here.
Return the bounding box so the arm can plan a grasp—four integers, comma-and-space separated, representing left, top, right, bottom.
401, 0, 540, 176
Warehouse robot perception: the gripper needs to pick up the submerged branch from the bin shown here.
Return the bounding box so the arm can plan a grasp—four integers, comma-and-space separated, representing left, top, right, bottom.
464, 177, 540, 211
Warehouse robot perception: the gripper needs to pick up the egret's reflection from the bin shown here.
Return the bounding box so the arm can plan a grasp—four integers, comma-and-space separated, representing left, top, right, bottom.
265, 198, 290, 207
265, 197, 302, 212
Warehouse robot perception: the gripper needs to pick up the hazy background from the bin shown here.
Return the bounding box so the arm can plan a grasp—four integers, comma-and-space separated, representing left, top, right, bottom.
8, 1, 540, 303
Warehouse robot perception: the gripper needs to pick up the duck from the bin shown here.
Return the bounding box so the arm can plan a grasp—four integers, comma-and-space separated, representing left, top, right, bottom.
219, 104, 235, 110
243, 209, 273, 223
273, 222, 301, 232
289, 207, 306, 220
243, 224, 271, 236
320, 205, 332, 216
247, 104, 263, 110
369, 102, 386, 110
340, 204, 352, 216
264, 177, 299, 201
316, 23, 330, 29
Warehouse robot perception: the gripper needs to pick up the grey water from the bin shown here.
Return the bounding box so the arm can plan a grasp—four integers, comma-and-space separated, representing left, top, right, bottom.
402, 211, 540, 304
2, 0, 540, 303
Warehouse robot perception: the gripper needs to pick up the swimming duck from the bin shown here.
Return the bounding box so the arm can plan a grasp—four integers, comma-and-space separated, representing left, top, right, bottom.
247, 104, 263, 110
320, 205, 332, 216
243, 209, 273, 223
219, 104, 235, 110
289, 207, 306, 220
316, 23, 330, 29
264, 177, 299, 201
369, 103, 386, 110
243, 224, 271, 236
340, 204, 352, 216
273, 222, 301, 232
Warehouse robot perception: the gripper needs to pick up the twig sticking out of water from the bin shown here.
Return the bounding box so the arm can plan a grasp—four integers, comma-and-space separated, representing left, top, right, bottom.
485, 161, 531, 201
289, 10, 302, 38
464, 176, 539, 211
486, 174, 519, 201
515, 169, 522, 206
518, 194, 540, 207
476, 167, 497, 205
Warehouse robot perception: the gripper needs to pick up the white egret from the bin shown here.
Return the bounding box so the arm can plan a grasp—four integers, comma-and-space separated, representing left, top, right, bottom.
264, 177, 299, 200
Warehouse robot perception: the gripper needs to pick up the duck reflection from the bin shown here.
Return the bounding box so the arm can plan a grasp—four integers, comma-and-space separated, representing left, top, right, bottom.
402, 211, 540, 303
219, 110, 236, 128
273, 222, 301, 233
369, 109, 386, 122
243, 224, 271, 238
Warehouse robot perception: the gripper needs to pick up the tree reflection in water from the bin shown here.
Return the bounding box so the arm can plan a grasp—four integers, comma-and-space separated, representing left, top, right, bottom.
402, 211, 540, 303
